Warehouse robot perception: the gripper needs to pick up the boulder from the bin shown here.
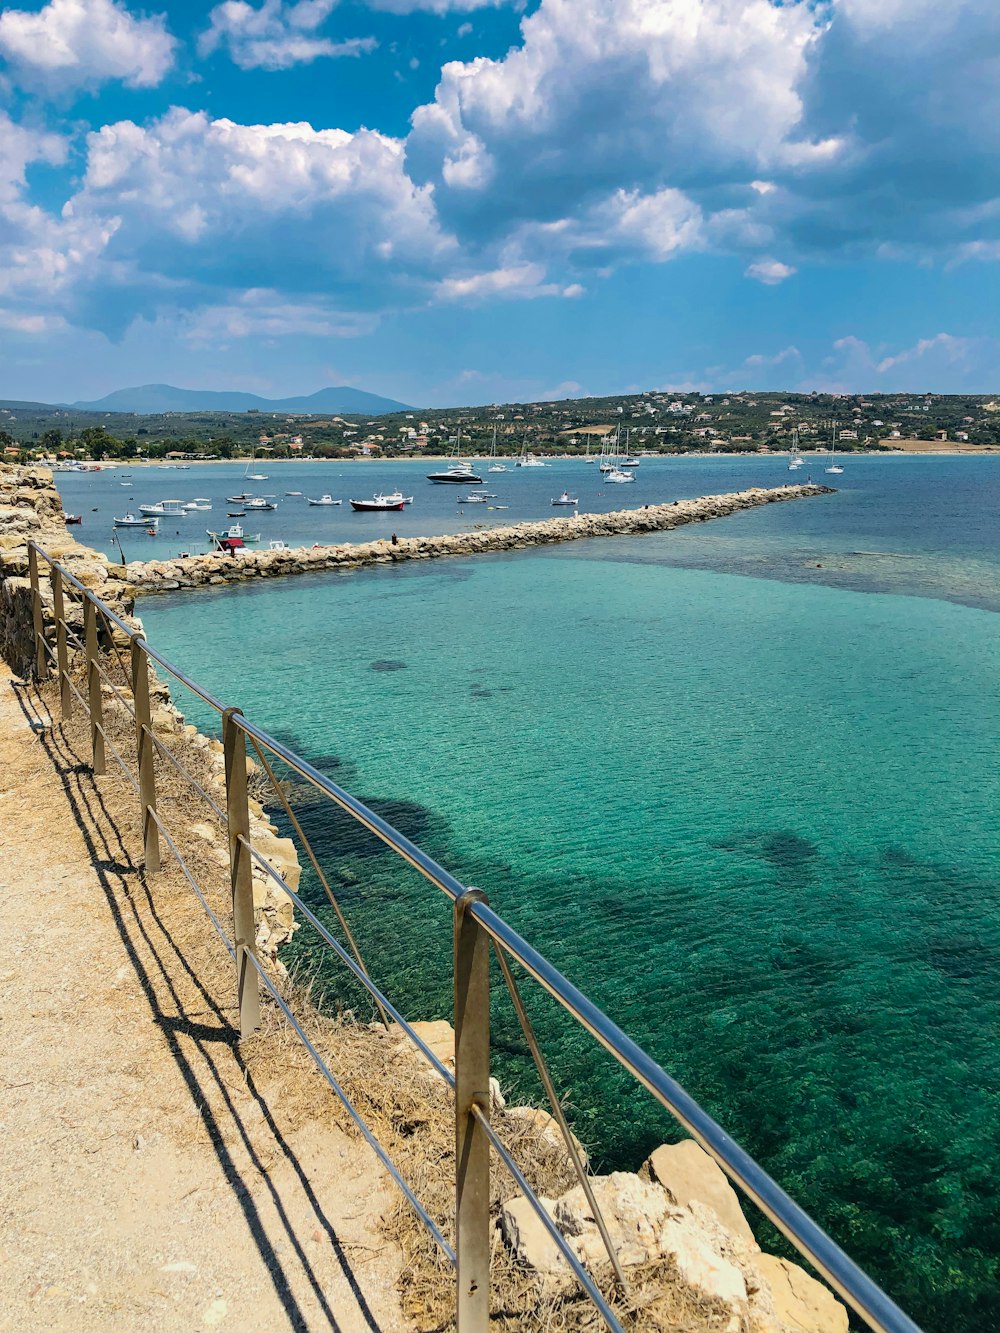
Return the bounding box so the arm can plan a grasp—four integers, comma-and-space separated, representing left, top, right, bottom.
754, 1255, 849, 1333
643, 1140, 756, 1248
499, 1195, 563, 1275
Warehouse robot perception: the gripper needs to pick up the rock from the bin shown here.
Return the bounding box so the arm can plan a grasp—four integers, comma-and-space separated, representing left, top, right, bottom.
499, 1194, 563, 1275
644, 1140, 757, 1249
659, 1214, 748, 1309
395, 1018, 455, 1068
504, 1105, 588, 1167
553, 1172, 671, 1270
754, 1255, 849, 1333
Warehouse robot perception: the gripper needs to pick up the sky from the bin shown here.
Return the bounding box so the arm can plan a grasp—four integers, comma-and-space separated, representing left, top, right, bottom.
0, 0, 998, 407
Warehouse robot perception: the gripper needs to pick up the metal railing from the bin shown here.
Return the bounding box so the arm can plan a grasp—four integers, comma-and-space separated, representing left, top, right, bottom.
25, 540, 921, 1333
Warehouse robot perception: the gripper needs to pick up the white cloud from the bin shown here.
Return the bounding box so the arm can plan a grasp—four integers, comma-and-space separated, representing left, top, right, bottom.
199, 0, 375, 70
745, 258, 796, 285
808, 332, 1000, 392
436, 261, 568, 301
181, 290, 379, 343
371, 0, 513, 13
33, 108, 456, 338
0, 0, 176, 90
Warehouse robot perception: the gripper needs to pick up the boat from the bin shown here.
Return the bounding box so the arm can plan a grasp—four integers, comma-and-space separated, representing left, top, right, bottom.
184, 498, 212, 511
516, 437, 546, 467
350, 494, 406, 512
618, 429, 640, 467
227, 510, 245, 517
62, 512, 82, 525
605, 468, 635, 483
583, 441, 596, 465
307, 495, 342, 506
788, 429, 804, 469
208, 524, 261, 543
598, 432, 617, 472
244, 497, 278, 511
115, 512, 158, 528
459, 493, 489, 504
379, 491, 413, 505
243, 447, 268, 481
268, 539, 290, 551
427, 430, 483, 484
825, 425, 844, 475
285, 491, 302, 496
551, 492, 578, 506
138, 498, 188, 517
487, 423, 509, 473
226, 492, 255, 504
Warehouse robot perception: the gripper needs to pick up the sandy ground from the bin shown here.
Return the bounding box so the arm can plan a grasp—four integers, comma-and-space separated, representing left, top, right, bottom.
0, 664, 408, 1332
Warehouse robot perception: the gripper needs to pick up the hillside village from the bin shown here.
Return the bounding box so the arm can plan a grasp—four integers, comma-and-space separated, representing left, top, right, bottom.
1, 390, 998, 463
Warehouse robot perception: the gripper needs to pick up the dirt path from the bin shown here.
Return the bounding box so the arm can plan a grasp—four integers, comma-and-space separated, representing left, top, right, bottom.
0, 664, 408, 1332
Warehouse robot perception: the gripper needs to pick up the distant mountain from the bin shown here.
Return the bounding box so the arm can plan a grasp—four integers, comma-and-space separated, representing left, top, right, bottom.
68, 383, 411, 415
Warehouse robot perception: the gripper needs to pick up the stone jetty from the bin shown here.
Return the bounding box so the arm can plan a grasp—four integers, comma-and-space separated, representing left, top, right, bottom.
119, 482, 833, 595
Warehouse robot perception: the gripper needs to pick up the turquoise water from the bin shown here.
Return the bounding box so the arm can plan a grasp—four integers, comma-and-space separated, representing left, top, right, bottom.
140, 464, 1000, 1330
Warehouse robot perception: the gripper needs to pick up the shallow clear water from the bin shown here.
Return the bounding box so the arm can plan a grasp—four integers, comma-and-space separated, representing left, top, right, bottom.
135, 459, 1000, 1330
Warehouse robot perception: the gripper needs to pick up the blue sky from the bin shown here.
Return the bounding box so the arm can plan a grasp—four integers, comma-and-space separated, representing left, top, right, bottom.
0, 0, 997, 406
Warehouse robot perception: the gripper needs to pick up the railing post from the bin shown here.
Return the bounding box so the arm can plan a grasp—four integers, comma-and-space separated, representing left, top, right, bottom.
223, 707, 261, 1039
130, 636, 160, 872
454, 887, 491, 1333
51, 565, 72, 720
84, 595, 105, 775
27, 544, 47, 681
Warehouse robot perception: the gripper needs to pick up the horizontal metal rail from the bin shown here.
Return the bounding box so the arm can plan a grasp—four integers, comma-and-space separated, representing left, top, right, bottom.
25, 540, 921, 1333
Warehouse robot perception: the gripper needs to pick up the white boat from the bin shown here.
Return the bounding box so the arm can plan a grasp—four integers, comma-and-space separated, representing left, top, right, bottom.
583, 442, 596, 465
244, 497, 278, 511
459, 493, 489, 504
115, 512, 158, 528
184, 498, 212, 511
487, 423, 509, 473
516, 438, 546, 467
138, 498, 188, 517
379, 491, 413, 505
551, 492, 578, 506
268, 539, 290, 551
605, 468, 635, 483
243, 447, 268, 481
825, 425, 844, 475
350, 494, 406, 511
208, 524, 261, 543
307, 494, 342, 506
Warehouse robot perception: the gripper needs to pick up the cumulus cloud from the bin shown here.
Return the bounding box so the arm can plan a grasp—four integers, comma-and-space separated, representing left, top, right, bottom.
436, 261, 578, 301
745, 258, 796, 285
0, 0, 176, 90
371, 1, 513, 12
46, 108, 455, 335
199, 0, 375, 70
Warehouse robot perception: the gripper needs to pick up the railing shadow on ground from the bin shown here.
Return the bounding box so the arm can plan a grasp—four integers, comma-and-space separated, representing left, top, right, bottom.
10, 677, 382, 1333
18, 539, 924, 1333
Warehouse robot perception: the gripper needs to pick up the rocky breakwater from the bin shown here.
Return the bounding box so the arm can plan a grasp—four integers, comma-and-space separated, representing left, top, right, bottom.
122, 484, 834, 595
0, 463, 300, 970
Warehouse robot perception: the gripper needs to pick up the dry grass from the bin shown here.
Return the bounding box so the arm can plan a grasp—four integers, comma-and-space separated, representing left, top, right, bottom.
44, 652, 732, 1333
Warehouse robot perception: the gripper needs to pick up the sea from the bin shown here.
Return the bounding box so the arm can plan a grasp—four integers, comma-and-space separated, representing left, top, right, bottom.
58, 454, 1000, 1329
